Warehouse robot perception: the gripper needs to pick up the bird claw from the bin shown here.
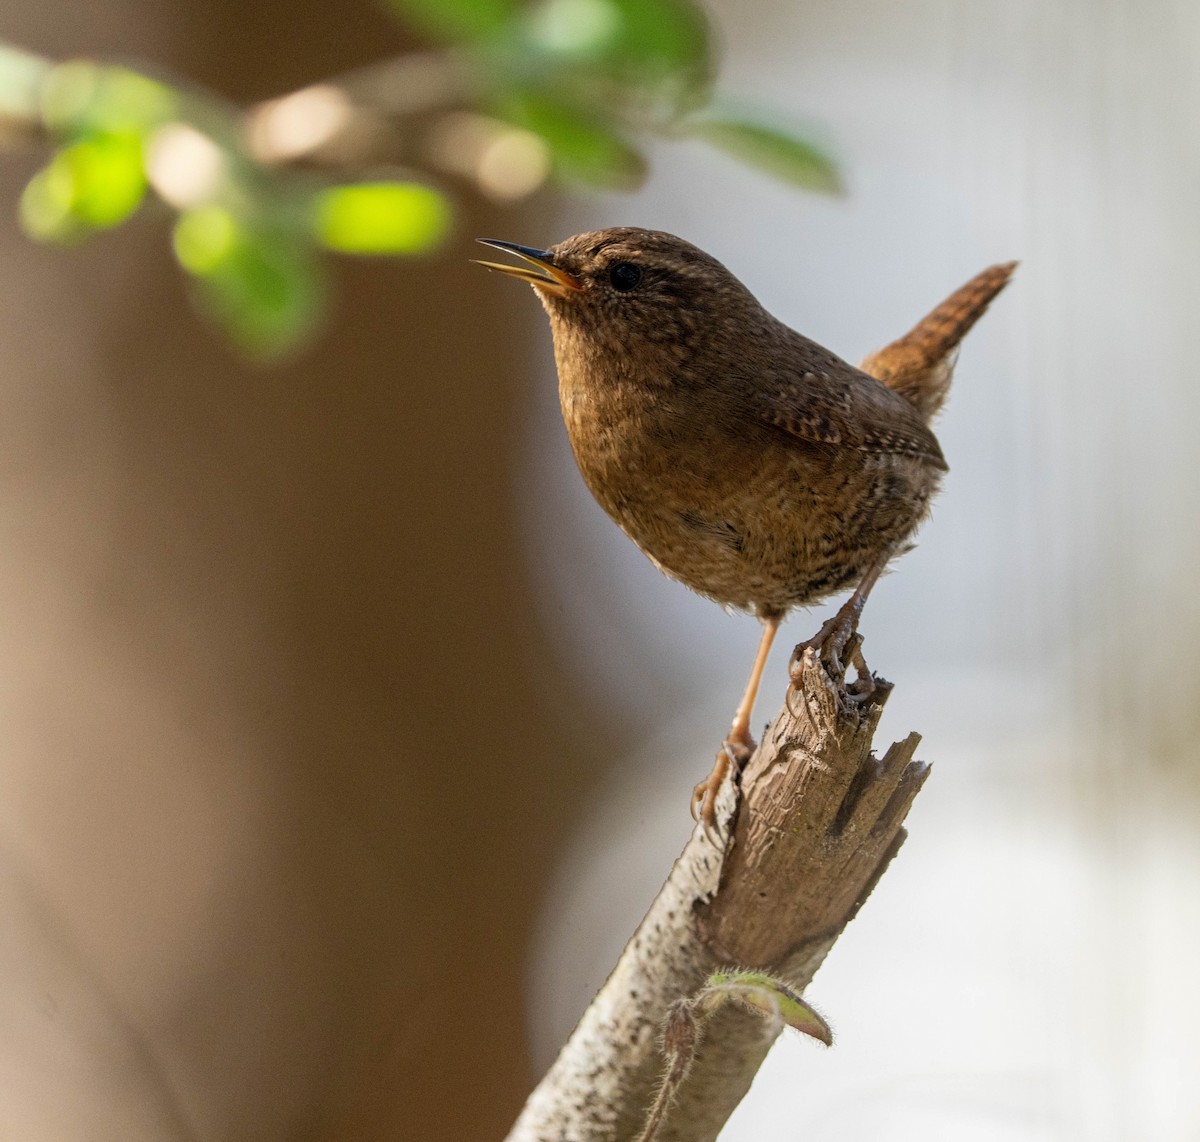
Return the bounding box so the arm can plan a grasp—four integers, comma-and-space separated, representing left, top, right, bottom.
789, 608, 857, 686
841, 634, 892, 706
788, 609, 888, 713
691, 738, 752, 836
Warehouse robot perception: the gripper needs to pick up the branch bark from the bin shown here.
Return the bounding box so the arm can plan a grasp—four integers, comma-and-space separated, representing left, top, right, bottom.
505, 648, 931, 1141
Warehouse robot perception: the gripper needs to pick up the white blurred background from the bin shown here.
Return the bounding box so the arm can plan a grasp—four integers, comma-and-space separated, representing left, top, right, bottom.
523, 2, 1200, 1138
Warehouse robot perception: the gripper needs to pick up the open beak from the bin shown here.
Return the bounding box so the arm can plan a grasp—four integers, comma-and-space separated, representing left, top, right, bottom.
474, 239, 583, 298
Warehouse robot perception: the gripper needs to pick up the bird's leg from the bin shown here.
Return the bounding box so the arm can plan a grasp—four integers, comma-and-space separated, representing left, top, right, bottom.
692, 615, 779, 828
790, 552, 890, 692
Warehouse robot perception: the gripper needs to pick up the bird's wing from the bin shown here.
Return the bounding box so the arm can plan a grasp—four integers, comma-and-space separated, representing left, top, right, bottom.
758, 362, 948, 470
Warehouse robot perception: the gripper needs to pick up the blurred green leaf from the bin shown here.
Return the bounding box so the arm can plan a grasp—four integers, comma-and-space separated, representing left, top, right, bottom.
0, 24, 842, 360
62, 133, 147, 225
684, 116, 842, 194
500, 0, 711, 125
173, 208, 325, 358
19, 161, 74, 241
524, 0, 709, 85
20, 132, 147, 241
173, 203, 238, 272
313, 182, 451, 255
523, 0, 621, 57
606, 0, 709, 88
499, 90, 644, 188
386, 0, 521, 43
41, 61, 176, 138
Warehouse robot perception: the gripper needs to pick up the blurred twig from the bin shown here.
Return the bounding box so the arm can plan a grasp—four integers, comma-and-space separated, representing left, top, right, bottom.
504, 648, 929, 1141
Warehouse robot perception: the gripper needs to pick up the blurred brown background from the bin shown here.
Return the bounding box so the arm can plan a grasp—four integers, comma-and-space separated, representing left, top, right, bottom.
0, 1, 608, 1139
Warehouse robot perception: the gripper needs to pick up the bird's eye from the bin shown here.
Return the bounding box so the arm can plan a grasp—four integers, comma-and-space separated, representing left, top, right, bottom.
608, 262, 643, 292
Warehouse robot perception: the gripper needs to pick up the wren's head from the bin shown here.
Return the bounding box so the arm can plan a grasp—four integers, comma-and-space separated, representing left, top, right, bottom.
476, 227, 769, 378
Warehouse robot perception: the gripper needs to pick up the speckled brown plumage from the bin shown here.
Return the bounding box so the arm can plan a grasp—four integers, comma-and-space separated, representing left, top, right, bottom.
477, 228, 1014, 822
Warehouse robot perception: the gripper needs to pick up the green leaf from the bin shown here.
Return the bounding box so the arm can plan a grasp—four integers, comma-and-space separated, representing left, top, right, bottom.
704, 969, 832, 1045
685, 117, 842, 194
385, 0, 521, 42
173, 209, 325, 358
172, 203, 239, 273
20, 132, 147, 241
62, 133, 147, 225
312, 182, 451, 255
19, 161, 76, 242
515, 0, 712, 115
523, 0, 623, 57
40, 61, 176, 138
610, 0, 709, 77
529, 0, 708, 78
499, 90, 645, 189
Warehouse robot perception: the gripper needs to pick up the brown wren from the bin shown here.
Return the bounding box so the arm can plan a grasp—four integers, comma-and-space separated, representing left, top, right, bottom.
477, 229, 1014, 825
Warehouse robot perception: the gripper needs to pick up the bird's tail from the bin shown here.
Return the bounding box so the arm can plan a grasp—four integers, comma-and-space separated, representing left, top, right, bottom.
861, 261, 1017, 421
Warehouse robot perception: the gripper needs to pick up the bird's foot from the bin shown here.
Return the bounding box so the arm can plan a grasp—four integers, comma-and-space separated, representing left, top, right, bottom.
841, 633, 891, 706
788, 606, 890, 713
691, 736, 754, 833
790, 601, 859, 683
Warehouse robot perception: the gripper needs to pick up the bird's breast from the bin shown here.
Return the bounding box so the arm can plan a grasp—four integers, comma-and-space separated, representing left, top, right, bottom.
552, 354, 939, 616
